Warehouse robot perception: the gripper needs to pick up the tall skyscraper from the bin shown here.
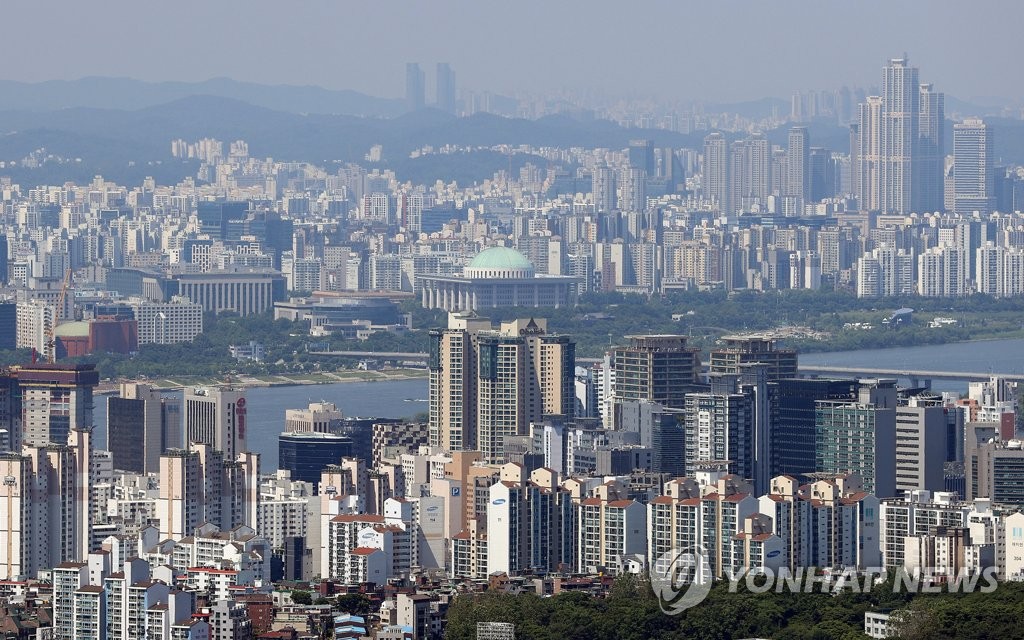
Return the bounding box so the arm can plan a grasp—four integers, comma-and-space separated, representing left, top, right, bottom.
628, 139, 656, 175
106, 382, 181, 474
405, 63, 425, 112
880, 57, 919, 214
815, 380, 898, 497
429, 314, 487, 453
184, 386, 247, 460
436, 63, 456, 113
278, 431, 353, 486
785, 126, 810, 212
857, 57, 944, 214
15, 364, 99, 448
475, 321, 574, 464
656, 147, 686, 192
773, 378, 858, 479
0, 234, 8, 285
683, 371, 770, 492
703, 133, 730, 214
428, 314, 575, 464
0, 302, 15, 351
953, 118, 996, 216
612, 335, 701, 424
917, 83, 945, 212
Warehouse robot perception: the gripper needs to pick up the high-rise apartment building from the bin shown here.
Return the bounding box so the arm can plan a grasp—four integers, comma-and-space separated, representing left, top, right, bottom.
857, 57, 944, 214
486, 467, 574, 576
880, 57, 919, 214
703, 133, 730, 214
954, 118, 996, 216
106, 382, 181, 474
619, 166, 647, 213
0, 427, 93, 580
184, 386, 247, 460
976, 242, 1024, 298
428, 314, 575, 464
785, 126, 810, 212
857, 96, 884, 211
591, 164, 617, 214
428, 313, 488, 453
856, 246, 914, 298
577, 493, 645, 576
728, 134, 771, 213
917, 245, 967, 297
0, 234, 7, 285
157, 442, 258, 539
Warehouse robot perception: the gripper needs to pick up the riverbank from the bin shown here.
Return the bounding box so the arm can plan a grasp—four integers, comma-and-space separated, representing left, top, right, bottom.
95, 367, 429, 395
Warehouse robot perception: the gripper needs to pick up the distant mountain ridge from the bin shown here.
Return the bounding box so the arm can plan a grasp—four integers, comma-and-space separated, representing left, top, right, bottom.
0, 90, 1020, 187
0, 76, 406, 117
0, 76, 1004, 120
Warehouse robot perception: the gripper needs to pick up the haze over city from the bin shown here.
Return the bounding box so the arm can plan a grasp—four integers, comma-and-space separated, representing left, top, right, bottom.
3, 2, 1024, 639
1, 0, 1022, 104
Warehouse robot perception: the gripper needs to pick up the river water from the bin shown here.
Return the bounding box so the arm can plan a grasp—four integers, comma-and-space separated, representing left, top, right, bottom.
798, 338, 1024, 392
93, 378, 429, 469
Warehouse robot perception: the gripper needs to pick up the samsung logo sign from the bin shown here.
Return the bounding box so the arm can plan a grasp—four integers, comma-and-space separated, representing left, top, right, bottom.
425, 506, 440, 512
767, 549, 781, 558
491, 498, 506, 505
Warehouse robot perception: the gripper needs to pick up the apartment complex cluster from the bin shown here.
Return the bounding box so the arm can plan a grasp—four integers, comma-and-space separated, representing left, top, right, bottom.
2, 59, 1024, 366
0, 314, 1021, 637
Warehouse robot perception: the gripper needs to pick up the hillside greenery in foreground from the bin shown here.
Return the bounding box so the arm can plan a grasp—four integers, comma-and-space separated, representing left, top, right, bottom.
443, 572, 1024, 640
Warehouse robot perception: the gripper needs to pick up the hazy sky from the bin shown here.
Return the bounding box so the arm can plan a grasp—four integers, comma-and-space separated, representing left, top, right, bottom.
4, 0, 1021, 103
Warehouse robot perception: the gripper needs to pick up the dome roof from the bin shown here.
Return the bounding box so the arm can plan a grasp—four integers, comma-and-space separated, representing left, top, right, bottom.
468, 247, 533, 271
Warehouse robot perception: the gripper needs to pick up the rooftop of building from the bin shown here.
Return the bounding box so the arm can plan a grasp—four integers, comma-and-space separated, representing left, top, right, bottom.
468, 246, 533, 271
54, 321, 90, 338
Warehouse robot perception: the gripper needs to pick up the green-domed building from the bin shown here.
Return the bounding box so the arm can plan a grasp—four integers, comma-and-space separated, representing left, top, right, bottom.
418, 246, 578, 311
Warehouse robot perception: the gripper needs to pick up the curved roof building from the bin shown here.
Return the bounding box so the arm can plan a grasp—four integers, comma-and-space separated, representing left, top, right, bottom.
418, 246, 578, 312
463, 247, 536, 279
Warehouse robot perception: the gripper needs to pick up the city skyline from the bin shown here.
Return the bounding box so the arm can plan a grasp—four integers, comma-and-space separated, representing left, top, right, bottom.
1, 4, 1024, 637
0, 1, 1021, 105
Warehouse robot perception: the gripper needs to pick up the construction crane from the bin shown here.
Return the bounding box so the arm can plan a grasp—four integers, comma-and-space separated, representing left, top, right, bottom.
44, 268, 73, 364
